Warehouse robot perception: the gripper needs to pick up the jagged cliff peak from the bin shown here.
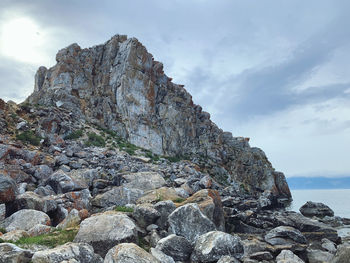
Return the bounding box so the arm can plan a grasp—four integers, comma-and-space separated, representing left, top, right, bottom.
26, 34, 291, 202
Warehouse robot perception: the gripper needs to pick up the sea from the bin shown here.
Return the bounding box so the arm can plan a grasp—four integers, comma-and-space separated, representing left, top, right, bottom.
288, 189, 350, 238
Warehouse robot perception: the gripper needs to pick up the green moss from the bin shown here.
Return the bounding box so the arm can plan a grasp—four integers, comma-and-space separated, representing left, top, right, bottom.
137, 236, 150, 252
85, 132, 106, 147
163, 156, 182, 163
14, 229, 78, 248
0, 227, 7, 234
115, 206, 134, 213
173, 198, 186, 203
16, 131, 41, 146
64, 129, 84, 140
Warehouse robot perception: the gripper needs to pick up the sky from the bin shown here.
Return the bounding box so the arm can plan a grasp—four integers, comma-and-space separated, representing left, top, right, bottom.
0, 0, 350, 178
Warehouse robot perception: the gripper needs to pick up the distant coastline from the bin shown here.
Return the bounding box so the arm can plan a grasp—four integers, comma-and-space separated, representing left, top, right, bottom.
287, 176, 350, 190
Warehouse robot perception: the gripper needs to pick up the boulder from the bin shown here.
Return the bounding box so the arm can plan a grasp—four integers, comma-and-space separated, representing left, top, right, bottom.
217, 256, 241, 263
10, 191, 57, 214
28, 224, 52, 237
45, 170, 85, 194
331, 243, 350, 263
92, 186, 143, 208
276, 249, 304, 263
155, 234, 193, 261
74, 211, 137, 257
56, 209, 81, 230
31, 242, 103, 263
154, 200, 176, 230
191, 231, 244, 262
168, 203, 216, 243
265, 226, 307, 246
307, 248, 334, 263
0, 174, 17, 203
0, 243, 33, 263
33, 164, 53, 181
182, 189, 225, 231
0, 209, 51, 231
321, 238, 336, 253
0, 230, 29, 241
132, 203, 160, 228
136, 187, 182, 204
300, 201, 334, 218
122, 172, 166, 191
104, 243, 160, 263
150, 248, 175, 263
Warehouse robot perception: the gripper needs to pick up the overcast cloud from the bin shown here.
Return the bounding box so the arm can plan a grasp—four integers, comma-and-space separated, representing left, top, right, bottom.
0, 0, 349, 177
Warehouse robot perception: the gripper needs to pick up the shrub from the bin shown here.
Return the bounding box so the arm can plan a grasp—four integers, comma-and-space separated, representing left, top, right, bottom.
16, 131, 41, 146
0, 227, 7, 234
85, 132, 105, 147
115, 206, 134, 213
64, 129, 84, 140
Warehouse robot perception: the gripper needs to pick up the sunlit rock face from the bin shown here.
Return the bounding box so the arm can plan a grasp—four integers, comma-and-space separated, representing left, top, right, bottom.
26, 35, 291, 202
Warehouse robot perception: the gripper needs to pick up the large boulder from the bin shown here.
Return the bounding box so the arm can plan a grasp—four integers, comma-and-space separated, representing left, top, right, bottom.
0, 174, 17, 203
104, 243, 160, 263
136, 187, 182, 204
150, 248, 175, 263
331, 243, 350, 263
154, 200, 176, 230
132, 203, 160, 228
182, 189, 225, 231
45, 170, 85, 194
307, 249, 334, 263
276, 250, 304, 263
168, 203, 216, 243
31, 242, 103, 263
122, 172, 166, 191
92, 186, 143, 208
0, 243, 33, 263
0, 209, 51, 231
74, 211, 137, 257
9, 191, 57, 214
155, 234, 193, 261
191, 231, 244, 262
265, 226, 307, 246
299, 201, 334, 218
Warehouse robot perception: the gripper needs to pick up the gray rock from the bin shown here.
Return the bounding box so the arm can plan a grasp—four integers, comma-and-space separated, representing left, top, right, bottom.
32, 242, 103, 263
104, 243, 161, 263
28, 224, 52, 237
0, 243, 33, 263
168, 203, 216, 243
300, 201, 334, 218
155, 234, 192, 261
122, 172, 166, 191
33, 164, 53, 181
154, 200, 176, 230
307, 248, 334, 263
0, 230, 29, 241
249, 251, 273, 261
276, 250, 304, 263
217, 256, 241, 263
150, 248, 175, 263
191, 231, 244, 262
92, 186, 143, 208
133, 203, 160, 228
74, 211, 137, 257
0, 209, 51, 231
265, 226, 307, 246
11, 191, 57, 213
321, 238, 337, 253
45, 170, 85, 194
331, 243, 350, 263
0, 203, 5, 220
0, 174, 17, 203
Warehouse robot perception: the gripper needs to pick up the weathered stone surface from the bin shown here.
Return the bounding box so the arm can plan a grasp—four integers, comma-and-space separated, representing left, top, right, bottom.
331, 243, 350, 263
45, 170, 85, 194
31, 242, 103, 263
276, 249, 304, 263
92, 186, 143, 208
265, 226, 307, 246
0, 243, 33, 263
122, 172, 166, 191
10, 191, 57, 214
0, 229, 29, 241
191, 231, 244, 262
28, 224, 52, 237
132, 203, 160, 228
74, 211, 137, 257
300, 201, 334, 218
217, 256, 241, 263
154, 200, 176, 230
0, 174, 17, 203
0, 209, 51, 231
56, 209, 81, 230
182, 189, 225, 231
33, 164, 53, 181
321, 238, 336, 253
26, 34, 291, 201
150, 248, 175, 263
155, 234, 192, 261
136, 187, 182, 204
104, 243, 160, 263
168, 203, 216, 243
307, 248, 334, 263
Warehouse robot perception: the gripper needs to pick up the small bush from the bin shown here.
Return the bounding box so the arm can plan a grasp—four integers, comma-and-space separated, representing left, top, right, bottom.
85, 132, 105, 147
163, 156, 182, 163
115, 206, 134, 213
16, 131, 41, 146
14, 229, 78, 248
0, 227, 7, 234
64, 129, 84, 140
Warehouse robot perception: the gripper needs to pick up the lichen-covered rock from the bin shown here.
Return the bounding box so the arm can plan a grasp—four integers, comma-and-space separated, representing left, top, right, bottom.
31, 242, 103, 263
191, 231, 244, 262
217, 256, 241, 263
154, 200, 176, 230
331, 243, 350, 263
168, 203, 216, 243
26, 34, 291, 202
45, 170, 86, 194
150, 248, 175, 263
300, 201, 334, 218
264, 226, 307, 246
132, 203, 160, 228
92, 186, 143, 208
0, 229, 29, 241
307, 248, 334, 263
56, 209, 81, 230
0, 174, 17, 203
0, 209, 51, 231
74, 211, 137, 257
276, 250, 304, 263
155, 234, 192, 261
104, 243, 160, 263
122, 172, 166, 191
10, 191, 57, 214
0, 243, 33, 263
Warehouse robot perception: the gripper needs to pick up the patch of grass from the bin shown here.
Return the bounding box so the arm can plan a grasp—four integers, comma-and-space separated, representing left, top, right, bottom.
163, 155, 182, 163
137, 236, 150, 252
85, 132, 106, 147
14, 229, 78, 248
115, 206, 134, 213
118, 141, 138, 155
16, 131, 41, 146
155, 193, 164, 202
173, 198, 186, 203
0, 228, 6, 234
64, 129, 84, 140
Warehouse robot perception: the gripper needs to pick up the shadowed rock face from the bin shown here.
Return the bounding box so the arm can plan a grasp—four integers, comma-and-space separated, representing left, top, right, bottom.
26, 34, 291, 201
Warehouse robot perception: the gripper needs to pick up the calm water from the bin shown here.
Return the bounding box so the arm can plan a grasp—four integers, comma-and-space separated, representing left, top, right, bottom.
288, 189, 350, 218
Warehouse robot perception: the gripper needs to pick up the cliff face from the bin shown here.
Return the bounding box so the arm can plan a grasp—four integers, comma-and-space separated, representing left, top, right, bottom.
26, 35, 291, 201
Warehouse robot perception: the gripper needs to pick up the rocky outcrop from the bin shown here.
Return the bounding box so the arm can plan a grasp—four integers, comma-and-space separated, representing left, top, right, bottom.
26, 34, 291, 202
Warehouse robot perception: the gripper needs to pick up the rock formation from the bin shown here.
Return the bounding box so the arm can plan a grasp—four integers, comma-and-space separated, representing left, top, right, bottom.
26, 34, 290, 202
